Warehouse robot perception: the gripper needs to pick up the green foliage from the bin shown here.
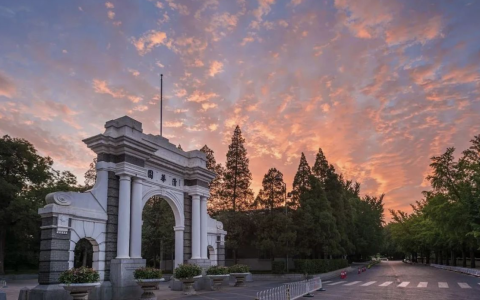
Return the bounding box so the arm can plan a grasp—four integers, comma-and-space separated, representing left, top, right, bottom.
272, 261, 285, 274
141, 196, 175, 268
200, 145, 226, 214
0, 135, 82, 275
173, 264, 202, 279
58, 267, 99, 284
291, 153, 312, 206
223, 125, 254, 212
133, 267, 162, 279
228, 264, 250, 273
294, 259, 348, 275
253, 168, 286, 210
387, 134, 480, 266
206, 265, 229, 275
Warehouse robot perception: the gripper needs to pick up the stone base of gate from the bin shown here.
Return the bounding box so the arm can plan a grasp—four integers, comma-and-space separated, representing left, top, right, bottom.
29, 284, 69, 300
110, 258, 146, 287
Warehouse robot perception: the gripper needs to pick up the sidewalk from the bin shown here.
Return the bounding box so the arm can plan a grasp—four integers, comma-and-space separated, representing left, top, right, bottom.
2, 279, 284, 300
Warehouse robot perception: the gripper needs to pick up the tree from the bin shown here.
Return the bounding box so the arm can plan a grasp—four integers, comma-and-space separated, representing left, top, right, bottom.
200, 145, 226, 214
253, 168, 285, 211
142, 196, 175, 269
223, 126, 253, 211
0, 135, 53, 274
312, 148, 349, 256
84, 158, 97, 188
291, 153, 311, 207
295, 175, 340, 258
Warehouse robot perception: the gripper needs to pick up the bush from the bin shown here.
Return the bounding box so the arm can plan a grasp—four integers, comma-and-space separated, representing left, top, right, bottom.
294, 259, 348, 275
134, 267, 162, 279
174, 264, 202, 279
272, 261, 285, 274
58, 267, 100, 284
206, 265, 229, 275
228, 264, 250, 273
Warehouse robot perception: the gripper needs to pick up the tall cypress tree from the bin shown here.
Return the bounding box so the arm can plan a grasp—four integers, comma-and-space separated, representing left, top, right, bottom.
312, 148, 348, 256
200, 145, 226, 213
254, 168, 286, 211
223, 126, 253, 211
292, 153, 312, 206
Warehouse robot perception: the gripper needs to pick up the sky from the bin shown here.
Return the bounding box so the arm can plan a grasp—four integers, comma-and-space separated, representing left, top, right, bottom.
0, 0, 479, 218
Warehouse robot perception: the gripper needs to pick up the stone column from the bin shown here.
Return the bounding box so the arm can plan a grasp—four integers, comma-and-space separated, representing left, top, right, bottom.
117, 175, 131, 259
130, 177, 143, 258
191, 195, 201, 259
174, 226, 184, 268
200, 196, 208, 259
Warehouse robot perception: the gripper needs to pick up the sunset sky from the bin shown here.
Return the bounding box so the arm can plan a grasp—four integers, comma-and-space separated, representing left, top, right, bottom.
1, 0, 479, 218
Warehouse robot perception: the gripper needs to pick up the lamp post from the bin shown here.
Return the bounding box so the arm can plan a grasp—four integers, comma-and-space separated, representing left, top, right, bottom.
275, 174, 290, 273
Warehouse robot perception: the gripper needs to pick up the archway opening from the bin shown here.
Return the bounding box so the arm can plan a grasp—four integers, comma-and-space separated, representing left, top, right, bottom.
208, 245, 217, 265
142, 195, 176, 272
74, 239, 94, 268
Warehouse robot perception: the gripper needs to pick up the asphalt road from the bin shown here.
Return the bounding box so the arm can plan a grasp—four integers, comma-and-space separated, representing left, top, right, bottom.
318, 261, 480, 300
184, 261, 480, 300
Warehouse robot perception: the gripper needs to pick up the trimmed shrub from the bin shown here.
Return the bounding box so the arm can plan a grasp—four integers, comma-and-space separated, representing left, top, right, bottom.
58, 267, 99, 284
272, 261, 285, 274
134, 267, 162, 279
228, 264, 250, 273
174, 264, 202, 279
294, 259, 348, 275
206, 265, 229, 275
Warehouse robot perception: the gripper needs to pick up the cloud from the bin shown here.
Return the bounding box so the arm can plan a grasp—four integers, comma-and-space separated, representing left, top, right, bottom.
208, 60, 224, 77
92, 79, 125, 98
105, 2, 114, 9
187, 90, 218, 102
128, 69, 140, 77
131, 30, 167, 55
107, 11, 115, 20
0, 72, 16, 98
253, 0, 275, 22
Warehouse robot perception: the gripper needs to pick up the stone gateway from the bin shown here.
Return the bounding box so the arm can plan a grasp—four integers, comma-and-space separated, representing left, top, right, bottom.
29, 116, 227, 300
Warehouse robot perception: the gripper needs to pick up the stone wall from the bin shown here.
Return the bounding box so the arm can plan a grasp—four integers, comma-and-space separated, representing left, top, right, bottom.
183, 193, 192, 263
38, 217, 71, 284
104, 171, 119, 280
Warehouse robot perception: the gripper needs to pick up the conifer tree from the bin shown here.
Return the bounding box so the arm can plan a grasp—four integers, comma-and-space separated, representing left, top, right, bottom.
200, 145, 226, 213
291, 153, 312, 206
254, 168, 286, 211
295, 175, 340, 257
312, 148, 349, 255
223, 126, 253, 211
312, 148, 329, 183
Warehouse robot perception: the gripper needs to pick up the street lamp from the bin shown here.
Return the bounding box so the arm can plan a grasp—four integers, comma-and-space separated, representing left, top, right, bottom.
275, 174, 291, 273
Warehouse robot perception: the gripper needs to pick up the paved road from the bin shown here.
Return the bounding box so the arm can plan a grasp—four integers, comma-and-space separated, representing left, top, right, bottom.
317, 261, 480, 300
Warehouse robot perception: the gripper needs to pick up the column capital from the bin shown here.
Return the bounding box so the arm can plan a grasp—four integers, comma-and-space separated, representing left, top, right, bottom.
190, 194, 201, 201
132, 177, 143, 184
119, 174, 131, 181
200, 196, 208, 202
173, 226, 185, 231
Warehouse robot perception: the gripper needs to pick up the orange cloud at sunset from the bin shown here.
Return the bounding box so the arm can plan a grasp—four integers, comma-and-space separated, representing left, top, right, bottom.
0, 0, 479, 221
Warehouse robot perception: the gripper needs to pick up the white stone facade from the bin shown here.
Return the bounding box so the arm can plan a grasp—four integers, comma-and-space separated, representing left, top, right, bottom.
37, 116, 227, 288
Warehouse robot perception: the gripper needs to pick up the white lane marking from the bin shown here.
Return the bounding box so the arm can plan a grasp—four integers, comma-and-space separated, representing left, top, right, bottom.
417, 282, 428, 288
323, 281, 332, 284
344, 281, 361, 286
379, 281, 393, 287
361, 281, 376, 286
458, 283, 471, 289
438, 282, 448, 288
327, 281, 344, 285
398, 282, 410, 287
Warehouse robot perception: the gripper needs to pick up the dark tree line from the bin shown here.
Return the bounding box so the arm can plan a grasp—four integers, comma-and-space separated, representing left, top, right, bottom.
201, 126, 385, 265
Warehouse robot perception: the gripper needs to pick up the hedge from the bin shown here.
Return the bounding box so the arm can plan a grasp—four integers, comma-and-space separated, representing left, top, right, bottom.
272, 261, 285, 274
294, 259, 348, 274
